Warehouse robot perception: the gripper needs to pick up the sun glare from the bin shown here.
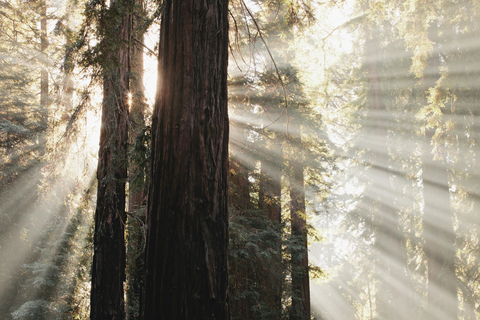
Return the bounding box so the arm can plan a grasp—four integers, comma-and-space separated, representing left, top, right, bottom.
1, 0, 479, 318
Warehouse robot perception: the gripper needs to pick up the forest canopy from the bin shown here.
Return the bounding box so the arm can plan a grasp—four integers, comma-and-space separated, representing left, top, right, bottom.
0, 0, 479, 319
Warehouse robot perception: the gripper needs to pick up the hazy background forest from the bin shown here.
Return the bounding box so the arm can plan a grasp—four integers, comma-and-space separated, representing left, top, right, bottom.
0, 0, 479, 319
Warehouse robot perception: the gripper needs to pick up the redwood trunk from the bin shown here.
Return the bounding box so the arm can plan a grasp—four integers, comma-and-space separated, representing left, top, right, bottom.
289, 121, 310, 320
142, 0, 229, 319
258, 145, 283, 319
90, 2, 131, 319
126, 7, 147, 318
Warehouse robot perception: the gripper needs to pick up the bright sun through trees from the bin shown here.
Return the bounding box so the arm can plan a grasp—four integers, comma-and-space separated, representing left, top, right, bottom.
0, 0, 479, 319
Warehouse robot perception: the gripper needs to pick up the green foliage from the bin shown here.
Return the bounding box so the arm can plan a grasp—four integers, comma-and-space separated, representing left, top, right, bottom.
229, 207, 312, 319
0, 0, 46, 189
11, 300, 53, 320
128, 125, 151, 191
303, 1, 480, 319
9, 180, 95, 320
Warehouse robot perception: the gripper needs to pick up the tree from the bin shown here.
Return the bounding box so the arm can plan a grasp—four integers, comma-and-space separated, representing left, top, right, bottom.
142, 0, 230, 319
125, 1, 149, 317
289, 119, 310, 320
90, 0, 131, 318
0, 0, 49, 189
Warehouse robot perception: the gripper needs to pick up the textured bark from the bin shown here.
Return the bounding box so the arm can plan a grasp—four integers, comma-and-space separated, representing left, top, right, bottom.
259, 147, 282, 223
229, 120, 251, 212
142, 0, 229, 319
229, 158, 251, 211
90, 2, 131, 319
258, 145, 283, 320
228, 126, 252, 318
289, 121, 310, 320
364, 27, 410, 320
126, 7, 147, 319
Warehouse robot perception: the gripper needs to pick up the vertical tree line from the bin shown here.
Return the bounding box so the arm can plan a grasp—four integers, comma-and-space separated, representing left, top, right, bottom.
4, 0, 480, 319
306, 0, 480, 319
89, 0, 131, 315
142, 0, 230, 318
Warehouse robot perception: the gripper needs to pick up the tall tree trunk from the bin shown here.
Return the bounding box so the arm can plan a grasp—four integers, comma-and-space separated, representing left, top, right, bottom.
229, 158, 251, 211
228, 120, 253, 318
229, 119, 251, 212
90, 1, 131, 319
125, 5, 147, 318
289, 119, 310, 320
142, 0, 229, 319
258, 140, 283, 320
127, 21, 146, 215
422, 21, 457, 320
228, 157, 251, 319
364, 26, 409, 320
259, 143, 282, 224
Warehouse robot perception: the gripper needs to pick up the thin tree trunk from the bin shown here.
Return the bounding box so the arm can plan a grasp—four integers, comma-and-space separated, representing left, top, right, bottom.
229, 122, 252, 318
258, 142, 283, 320
125, 5, 147, 318
90, 1, 131, 319
259, 145, 282, 223
142, 0, 229, 318
229, 120, 251, 212
289, 120, 310, 320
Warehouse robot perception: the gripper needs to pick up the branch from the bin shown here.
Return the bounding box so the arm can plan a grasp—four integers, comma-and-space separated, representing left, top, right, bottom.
240, 0, 289, 129
133, 38, 157, 57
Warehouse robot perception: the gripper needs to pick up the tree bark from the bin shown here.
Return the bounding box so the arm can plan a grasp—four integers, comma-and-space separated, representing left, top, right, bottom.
142, 0, 229, 319
259, 144, 282, 224
229, 120, 251, 212
125, 5, 147, 318
90, 1, 131, 319
258, 141, 283, 320
289, 120, 310, 320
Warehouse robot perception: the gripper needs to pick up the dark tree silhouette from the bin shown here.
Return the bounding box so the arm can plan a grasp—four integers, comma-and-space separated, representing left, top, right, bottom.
142, 0, 230, 319
90, 0, 131, 318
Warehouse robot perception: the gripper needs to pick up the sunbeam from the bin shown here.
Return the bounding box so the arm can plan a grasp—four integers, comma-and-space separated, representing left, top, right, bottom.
1, 0, 480, 319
